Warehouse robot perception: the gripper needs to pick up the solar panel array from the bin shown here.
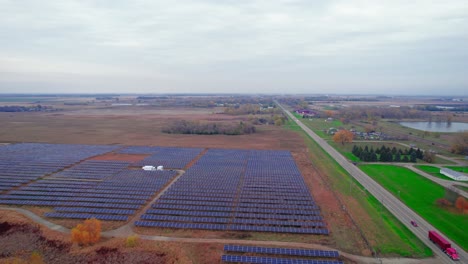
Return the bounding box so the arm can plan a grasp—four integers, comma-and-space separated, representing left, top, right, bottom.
52, 160, 130, 180
136, 149, 328, 234
131, 146, 204, 168
0, 163, 176, 221
222, 245, 342, 264
0, 143, 119, 192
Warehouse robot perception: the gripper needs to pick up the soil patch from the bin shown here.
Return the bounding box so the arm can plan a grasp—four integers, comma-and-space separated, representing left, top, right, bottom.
89, 153, 150, 162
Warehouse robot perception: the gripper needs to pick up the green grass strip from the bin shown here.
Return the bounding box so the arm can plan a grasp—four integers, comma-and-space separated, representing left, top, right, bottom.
360, 164, 468, 251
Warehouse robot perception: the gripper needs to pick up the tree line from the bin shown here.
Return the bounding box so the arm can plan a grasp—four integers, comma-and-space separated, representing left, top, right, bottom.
0, 105, 56, 112
338, 105, 429, 122
162, 120, 256, 135
352, 145, 435, 163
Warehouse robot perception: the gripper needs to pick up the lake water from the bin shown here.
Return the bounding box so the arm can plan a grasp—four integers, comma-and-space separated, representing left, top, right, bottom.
399, 122, 468, 133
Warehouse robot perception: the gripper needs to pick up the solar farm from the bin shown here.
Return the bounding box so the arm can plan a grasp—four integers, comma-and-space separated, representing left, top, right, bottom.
0, 143, 328, 235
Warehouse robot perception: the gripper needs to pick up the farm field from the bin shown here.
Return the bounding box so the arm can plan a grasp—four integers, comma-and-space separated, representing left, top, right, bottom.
359, 164, 468, 251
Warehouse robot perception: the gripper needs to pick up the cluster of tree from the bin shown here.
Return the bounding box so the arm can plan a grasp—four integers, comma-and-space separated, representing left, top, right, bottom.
223, 104, 280, 115
136, 96, 169, 100
338, 106, 429, 121
451, 132, 468, 155
71, 218, 101, 246
332, 130, 354, 145
436, 196, 468, 213
0, 105, 56, 112
351, 145, 426, 163
248, 114, 287, 126
162, 120, 256, 135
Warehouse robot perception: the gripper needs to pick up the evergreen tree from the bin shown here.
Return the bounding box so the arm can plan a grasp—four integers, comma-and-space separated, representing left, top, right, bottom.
379, 150, 387, 162
355, 146, 362, 157
360, 151, 369, 161
352, 145, 358, 155
364, 146, 369, 152
376, 147, 381, 154
380, 145, 386, 153
370, 147, 374, 154
410, 152, 417, 162
402, 156, 409, 162
416, 148, 423, 159
391, 147, 397, 155
370, 152, 378, 162
394, 152, 401, 162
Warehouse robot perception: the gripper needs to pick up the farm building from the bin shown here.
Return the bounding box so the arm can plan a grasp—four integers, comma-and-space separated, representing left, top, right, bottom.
440, 168, 468, 181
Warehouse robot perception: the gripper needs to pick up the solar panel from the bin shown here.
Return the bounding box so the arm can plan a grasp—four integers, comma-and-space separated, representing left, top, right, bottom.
221, 255, 343, 264
45, 212, 128, 221
223, 245, 339, 258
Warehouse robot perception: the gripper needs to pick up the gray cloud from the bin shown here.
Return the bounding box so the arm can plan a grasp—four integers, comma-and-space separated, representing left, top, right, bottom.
0, 0, 467, 95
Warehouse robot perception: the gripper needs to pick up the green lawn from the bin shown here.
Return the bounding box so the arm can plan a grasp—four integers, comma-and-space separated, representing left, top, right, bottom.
283, 113, 431, 257
360, 164, 468, 251
293, 113, 352, 139
445, 166, 468, 173
415, 165, 455, 181
455, 185, 468, 192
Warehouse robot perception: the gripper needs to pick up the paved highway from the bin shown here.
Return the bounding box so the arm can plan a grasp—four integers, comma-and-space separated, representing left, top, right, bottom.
276, 101, 467, 264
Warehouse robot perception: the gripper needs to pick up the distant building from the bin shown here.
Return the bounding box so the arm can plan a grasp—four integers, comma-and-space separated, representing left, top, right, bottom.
440, 168, 468, 181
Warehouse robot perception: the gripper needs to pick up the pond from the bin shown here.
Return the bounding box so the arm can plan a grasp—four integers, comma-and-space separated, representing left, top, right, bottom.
399, 122, 468, 133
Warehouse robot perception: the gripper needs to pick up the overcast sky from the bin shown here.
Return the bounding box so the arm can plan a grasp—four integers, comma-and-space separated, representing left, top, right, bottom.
1, 0, 467, 95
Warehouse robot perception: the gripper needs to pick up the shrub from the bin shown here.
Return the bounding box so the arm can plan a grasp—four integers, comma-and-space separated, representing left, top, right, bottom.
71, 218, 101, 246
29, 251, 45, 264
125, 235, 139, 247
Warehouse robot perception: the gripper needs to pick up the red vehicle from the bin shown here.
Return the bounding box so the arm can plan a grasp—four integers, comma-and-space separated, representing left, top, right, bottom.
428, 231, 459, 260
410, 220, 418, 227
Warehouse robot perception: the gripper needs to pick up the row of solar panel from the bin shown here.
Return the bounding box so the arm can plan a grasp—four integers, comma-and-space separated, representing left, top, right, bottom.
221, 255, 343, 264
140, 215, 324, 227
135, 221, 327, 234
229, 225, 329, 234
45, 212, 128, 221
141, 214, 229, 223
19, 187, 155, 195
28, 183, 160, 191
53, 207, 135, 215
0, 195, 147, 204
223, 245, 339, 258
151, 204, 320, 215
144, 209, 322, 221
231, 218, 324, 227
162, 195, 234, 202
10, 191, 151, 200
0, 200, 140, 209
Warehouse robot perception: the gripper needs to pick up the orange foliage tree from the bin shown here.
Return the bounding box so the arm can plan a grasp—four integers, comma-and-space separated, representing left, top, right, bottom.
71, 218, 101, 246
333, 129, 354, 145
455, 196, 468, 212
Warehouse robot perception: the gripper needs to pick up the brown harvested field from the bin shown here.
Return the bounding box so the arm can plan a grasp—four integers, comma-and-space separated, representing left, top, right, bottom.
0, 105, 369, 257
0, 110, 296, 149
